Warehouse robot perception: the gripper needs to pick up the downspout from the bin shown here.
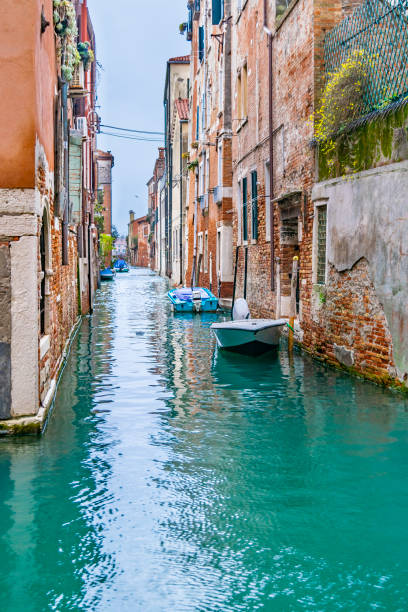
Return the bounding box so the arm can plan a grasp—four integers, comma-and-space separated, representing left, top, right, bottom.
264, 0, 275, 292
179, 121, 184, 284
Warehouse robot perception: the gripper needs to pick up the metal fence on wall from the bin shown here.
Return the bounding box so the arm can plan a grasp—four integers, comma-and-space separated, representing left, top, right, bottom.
324, 0, 408, 115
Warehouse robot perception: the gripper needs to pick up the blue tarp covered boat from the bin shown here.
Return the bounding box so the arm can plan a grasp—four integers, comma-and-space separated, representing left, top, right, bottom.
168, 287, 218, 313
114, 259, 129, 273
100, 268, 115, 281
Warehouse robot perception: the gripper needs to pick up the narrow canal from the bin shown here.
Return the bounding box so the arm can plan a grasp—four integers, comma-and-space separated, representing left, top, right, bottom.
1, 270, 408, 611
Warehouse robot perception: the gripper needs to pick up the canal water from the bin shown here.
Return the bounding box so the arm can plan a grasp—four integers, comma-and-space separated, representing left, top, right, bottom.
1, 269, 408, 611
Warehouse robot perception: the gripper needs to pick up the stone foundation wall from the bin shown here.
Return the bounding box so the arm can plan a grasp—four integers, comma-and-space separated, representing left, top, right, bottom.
304, 259, 398, 386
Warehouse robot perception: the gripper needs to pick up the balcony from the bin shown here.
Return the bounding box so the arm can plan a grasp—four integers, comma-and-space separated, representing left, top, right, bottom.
213, 185, 223, 205
199, 193, 208, 211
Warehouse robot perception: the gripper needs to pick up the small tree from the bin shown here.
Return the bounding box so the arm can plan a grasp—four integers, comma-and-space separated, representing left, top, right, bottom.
99, 233, 114, 267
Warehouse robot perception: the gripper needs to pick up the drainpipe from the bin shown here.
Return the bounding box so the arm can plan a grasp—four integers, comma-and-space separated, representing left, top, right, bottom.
180, 121, 184, 284
264, 0, 275, 292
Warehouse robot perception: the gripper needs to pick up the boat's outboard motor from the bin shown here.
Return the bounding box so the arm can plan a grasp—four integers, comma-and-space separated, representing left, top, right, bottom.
233, 298, 250, 321
192, 289, 202, 312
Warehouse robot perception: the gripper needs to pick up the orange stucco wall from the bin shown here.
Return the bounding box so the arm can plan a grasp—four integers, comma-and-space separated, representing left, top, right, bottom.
0, 0, 57, 188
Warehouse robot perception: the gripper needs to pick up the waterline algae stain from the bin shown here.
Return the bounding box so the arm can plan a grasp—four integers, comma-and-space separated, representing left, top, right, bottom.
0, 270, 408, 610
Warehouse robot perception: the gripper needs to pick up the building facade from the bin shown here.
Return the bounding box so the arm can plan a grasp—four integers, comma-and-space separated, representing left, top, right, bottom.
0, 0, 104, 430
158, 0, 408, 391
163, 55, 191, 280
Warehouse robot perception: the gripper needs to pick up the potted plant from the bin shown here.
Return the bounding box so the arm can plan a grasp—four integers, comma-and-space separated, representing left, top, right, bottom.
179, 22, 188, 35
187, 159, 199, 172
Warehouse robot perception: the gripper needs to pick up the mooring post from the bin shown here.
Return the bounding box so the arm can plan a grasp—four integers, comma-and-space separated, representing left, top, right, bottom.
288, 256, 299, 354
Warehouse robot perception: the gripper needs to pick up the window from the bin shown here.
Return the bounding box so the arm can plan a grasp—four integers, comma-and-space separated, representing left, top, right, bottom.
237, 181, 242, 245
218, 141, 223, 187
251, 170, 258, 241
40, 214, 46, 336
204, 231, 208, 272
198, 232, 203, 271
276, 0, 291, 19
199, 159, 204, 196
237, 63, 248, 122
242, 176, 248, 242
242, 63, 248, 118
219, 66, 223, 109
199, 26, 204, 62
265, 162, 271, 241
237, 72, 242, 120
316, 205, 327, 285
212, 0, 224, 24
205, 154, 210, 194
196, 105, 200, 140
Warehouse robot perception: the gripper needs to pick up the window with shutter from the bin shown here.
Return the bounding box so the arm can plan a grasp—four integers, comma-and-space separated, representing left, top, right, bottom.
251, 170, 258, 241
69, 132, 83, 225
242, 177, 248, 242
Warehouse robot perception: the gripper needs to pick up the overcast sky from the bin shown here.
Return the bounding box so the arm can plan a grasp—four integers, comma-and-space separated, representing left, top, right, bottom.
88, 0, 189, 235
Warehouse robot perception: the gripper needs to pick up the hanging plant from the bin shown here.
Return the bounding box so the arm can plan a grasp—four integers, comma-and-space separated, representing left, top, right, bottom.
179, 22, 188, 34
53, 0, 80, 82
77, 41, 95, 72
182, 152, 190, 159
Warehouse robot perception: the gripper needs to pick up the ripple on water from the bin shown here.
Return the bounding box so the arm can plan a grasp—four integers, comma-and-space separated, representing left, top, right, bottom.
0, 270, 408, 611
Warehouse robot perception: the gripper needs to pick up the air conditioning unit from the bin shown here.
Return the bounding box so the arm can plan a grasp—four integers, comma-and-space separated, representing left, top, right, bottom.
69, 63, 87, 98
75, 117, 87, 137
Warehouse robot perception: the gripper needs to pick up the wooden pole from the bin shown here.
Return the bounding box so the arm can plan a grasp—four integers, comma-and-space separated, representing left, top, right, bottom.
288, 256, 299, 354
244, 247, 248, 300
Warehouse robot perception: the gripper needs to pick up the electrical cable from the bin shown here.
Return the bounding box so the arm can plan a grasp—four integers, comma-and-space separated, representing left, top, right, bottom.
100, 131, 163, 142
100, 124, 164, 135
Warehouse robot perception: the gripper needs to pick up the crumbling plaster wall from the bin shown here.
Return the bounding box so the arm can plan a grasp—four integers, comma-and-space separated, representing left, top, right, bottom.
312, 159, 408, 381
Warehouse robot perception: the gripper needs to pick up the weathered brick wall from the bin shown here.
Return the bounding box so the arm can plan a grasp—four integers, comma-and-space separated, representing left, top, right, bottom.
36, 164, 79, 404
304, 259, 399, 387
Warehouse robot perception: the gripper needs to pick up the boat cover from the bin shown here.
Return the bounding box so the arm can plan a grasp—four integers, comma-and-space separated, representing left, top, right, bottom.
172, 288, 209, 301
211, 319, 287, 332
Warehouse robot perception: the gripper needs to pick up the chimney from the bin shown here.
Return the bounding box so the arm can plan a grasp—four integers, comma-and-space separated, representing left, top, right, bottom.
158, 147, 165, 159
129, 210, 135, 222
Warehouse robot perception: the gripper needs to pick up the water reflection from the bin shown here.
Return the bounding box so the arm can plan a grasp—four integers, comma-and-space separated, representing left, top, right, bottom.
0, 270, 407, 611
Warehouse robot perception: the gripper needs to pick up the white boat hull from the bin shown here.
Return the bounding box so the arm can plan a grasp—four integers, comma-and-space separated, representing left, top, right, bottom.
211, 319, 287, 354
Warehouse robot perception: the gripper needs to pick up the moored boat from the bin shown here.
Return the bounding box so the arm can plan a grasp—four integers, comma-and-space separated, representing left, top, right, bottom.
100, 268, 115, 281
114, 259, 129, 273
211, 299, 286, 355
168, 287, 218, 313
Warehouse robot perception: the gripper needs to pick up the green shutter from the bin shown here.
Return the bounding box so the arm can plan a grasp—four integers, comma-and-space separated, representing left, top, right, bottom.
69, 132, 83, 224
212, 0, 222, 24
242, 177, 248, 241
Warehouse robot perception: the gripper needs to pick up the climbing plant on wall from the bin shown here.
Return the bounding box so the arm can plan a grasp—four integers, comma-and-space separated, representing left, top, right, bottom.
53, 0, 80, 82
313, 49, 372, 170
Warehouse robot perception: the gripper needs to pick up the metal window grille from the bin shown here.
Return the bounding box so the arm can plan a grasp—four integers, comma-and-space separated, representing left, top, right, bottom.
242, 177, 248, 241
324, 0, 408, 116
317, 205, 327, 285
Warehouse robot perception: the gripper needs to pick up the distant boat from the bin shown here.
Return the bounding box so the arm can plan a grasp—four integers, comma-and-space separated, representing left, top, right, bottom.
211, 299, 286, 355
114, 259, 129, 273
100, 268, 115, 281
168, 287, 218, 313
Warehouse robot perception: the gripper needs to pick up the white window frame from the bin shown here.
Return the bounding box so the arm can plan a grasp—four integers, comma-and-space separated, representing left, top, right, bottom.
204, 231, 208, 273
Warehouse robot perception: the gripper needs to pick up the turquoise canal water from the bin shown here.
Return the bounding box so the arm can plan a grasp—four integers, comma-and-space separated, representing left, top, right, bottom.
1, 269, 408, 611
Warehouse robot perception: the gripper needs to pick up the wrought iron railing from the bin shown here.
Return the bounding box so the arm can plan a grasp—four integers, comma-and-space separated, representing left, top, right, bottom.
324, 0, 408, 115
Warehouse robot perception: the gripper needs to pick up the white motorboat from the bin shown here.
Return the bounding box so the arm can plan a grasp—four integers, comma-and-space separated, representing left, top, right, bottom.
211, 299, 287, 355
